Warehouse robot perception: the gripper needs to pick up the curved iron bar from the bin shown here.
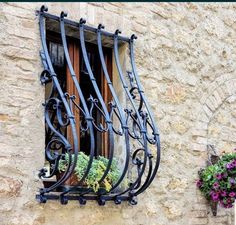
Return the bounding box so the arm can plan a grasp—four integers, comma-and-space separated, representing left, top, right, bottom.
41, 70, 58, 144
113, 30, 153, 198
142, 112, 156, 144
44, 98, 70, 147
45, 139, 62, 162
129, 34, 161, 195
97, 25, 130, 193
59, 13, 96, 195
129, 110, 143, 141
39, 6, 79, 194
108, 102, 124, 135
131, 148, 145, 189
55, 101, 70, 128
124, 109, 144, 147
87, 95, 109, 132
43, 139, 63, 179
130, 86, 144, 112
79, 19, 115, 187
69, 97, 89, 133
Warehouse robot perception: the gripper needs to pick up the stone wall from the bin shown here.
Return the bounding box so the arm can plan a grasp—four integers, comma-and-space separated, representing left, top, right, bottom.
0, 2, 235, 225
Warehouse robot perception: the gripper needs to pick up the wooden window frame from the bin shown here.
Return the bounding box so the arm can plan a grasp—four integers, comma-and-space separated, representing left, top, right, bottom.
46, 31, 112, 157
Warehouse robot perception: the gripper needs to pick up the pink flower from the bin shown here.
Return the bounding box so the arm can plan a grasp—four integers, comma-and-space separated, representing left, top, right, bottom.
213, 182, 219, 189
222, 173, 228, 178
219, 199, 233, 208
230, 178, 235, 185
216, 173, 222, 180
211, 192, 219, 202
229, 192, 236, 198
196, 180, 202, 188
226, 163, 233, 170
221, 191, 227, 197
219, 200, 226, 207
231, 160, 236, 167
225, 203, 233, 208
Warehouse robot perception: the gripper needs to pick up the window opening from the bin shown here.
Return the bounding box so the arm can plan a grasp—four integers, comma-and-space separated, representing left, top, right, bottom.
46, 32, 112, 158
37, 5, 160, 205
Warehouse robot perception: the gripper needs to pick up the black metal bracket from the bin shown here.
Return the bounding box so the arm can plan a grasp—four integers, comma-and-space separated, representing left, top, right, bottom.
207, 144, 219, 216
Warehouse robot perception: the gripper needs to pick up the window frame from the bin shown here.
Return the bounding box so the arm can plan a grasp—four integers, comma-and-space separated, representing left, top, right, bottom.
46, 30, 113, 158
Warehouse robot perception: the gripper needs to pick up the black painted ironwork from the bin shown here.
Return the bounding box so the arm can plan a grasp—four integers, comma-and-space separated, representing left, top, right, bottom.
36, 5, 161, 205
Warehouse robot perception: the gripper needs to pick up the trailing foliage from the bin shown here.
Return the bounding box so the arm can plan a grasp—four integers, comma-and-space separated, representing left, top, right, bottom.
58, 152, 120, 193
197, 151, 236, 208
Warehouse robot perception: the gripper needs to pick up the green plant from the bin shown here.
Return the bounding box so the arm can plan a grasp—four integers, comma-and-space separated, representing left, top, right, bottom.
58, 152, 121, 193
197, 151, 236, 208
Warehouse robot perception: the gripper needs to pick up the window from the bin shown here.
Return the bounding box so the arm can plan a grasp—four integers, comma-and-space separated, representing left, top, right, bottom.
46, 31, 112, 158
37, 5, 160, 205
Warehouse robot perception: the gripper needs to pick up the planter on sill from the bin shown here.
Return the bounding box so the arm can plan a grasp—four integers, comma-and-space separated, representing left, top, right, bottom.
56, 173, 79, 186
56, 172, 111, 195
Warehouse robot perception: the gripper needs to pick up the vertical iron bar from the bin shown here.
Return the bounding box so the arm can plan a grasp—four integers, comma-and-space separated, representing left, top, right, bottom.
39, 7, 78, 193
113, 31, 149, 196
59, 12, 95, 192
97, 25, 130, 192
79, 19, 115, 187
129, 36, 160, 195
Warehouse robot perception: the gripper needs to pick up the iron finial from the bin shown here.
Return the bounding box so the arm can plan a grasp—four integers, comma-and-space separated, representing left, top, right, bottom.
115, 29, 122, 35
131, 34, 137, 40
40, 5, 48, 13
98, 23, 105, 30
79, 18, 86, 24
60, 11, 68, 18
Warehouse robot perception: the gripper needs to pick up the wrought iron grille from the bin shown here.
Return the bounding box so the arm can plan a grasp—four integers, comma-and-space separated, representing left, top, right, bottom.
36, 5, 160, 205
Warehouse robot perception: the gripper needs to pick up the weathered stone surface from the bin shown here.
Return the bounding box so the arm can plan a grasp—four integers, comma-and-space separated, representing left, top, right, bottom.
0, 2, 235, 225
163, 200, 184, 220
0, 175, 22, 197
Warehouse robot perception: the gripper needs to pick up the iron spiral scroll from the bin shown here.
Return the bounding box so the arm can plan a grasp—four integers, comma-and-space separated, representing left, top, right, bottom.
36, 5, 160, 205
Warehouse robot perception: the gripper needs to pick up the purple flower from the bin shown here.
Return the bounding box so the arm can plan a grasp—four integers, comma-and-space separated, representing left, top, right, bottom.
211, 192, 219, 202
226, 163, 233, 170
213, 182, 219, 189
196, 180, 202, 188
216, 173, 222, 180
227, 204, 233, 208
229, 192, 236, 197
223, 173, 228, 178
219, 199, 234, 208
219, 200, 226, 207
232, 160, 236, 167
225, 203, 233, 208
221, 191, 227, 197
230, 178, 235, 185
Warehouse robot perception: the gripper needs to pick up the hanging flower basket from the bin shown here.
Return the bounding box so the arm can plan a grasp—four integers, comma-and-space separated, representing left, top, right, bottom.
197, 150, 236, 213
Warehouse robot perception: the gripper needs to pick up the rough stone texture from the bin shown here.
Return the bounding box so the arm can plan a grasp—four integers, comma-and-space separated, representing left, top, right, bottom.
0, 2, 235, 225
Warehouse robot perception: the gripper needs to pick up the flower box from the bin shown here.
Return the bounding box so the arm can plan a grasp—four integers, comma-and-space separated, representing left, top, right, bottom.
58, 152, 121, 193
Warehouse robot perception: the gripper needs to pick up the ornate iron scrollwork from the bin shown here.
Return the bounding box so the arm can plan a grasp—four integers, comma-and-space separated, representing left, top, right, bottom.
36, 5, 160, 205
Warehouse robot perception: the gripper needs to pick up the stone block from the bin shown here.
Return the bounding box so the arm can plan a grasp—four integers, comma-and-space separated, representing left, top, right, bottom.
0, 2, 235, 225
0, 175, 22, 197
